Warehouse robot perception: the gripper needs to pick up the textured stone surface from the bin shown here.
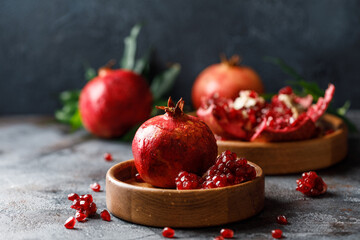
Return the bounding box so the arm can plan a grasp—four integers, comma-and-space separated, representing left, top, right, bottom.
0, 113, 360, 239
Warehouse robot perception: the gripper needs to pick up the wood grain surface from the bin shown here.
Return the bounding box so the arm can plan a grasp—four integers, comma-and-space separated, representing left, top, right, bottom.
106, 160, 264, 228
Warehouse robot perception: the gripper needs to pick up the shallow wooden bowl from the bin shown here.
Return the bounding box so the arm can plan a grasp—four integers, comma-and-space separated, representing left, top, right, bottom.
217, 114, 348, 175
106, 160, 264, 228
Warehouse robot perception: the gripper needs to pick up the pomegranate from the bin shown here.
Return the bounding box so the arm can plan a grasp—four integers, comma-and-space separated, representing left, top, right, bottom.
132, 97, 218, 188
192, 55, 264, 109
79, 69, 153, 138
197, 84, 335, 142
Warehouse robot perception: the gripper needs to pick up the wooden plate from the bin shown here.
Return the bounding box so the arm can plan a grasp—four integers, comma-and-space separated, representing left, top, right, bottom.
106, 160, 264, 228
217, 114, 348, 175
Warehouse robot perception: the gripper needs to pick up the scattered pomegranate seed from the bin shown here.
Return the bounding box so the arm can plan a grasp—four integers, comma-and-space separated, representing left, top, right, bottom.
81, 194, 93, 203
271, 229, 283, 239
296, 171, 327, 196
104, 153, 113, 161
220, 228, 234, 238
64, 217, 76, 229
276, 215, 288, 225
100, 210, 111, 221
68, 193, 79, 201
135, 173, 144, 182
162, 227, 175, 238
88, 202, 97, 216
90, 183, 101, 192
214, 236, 225, 240
75, 211, 87, 222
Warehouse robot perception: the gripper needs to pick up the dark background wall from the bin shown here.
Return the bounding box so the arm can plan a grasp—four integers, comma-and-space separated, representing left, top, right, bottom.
1, 0, 360, 115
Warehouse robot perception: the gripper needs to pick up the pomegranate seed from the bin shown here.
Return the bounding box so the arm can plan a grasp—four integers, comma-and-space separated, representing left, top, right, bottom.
88, 202, 97, 216
79, 200, 89, 209
214, 236, 225, 240
135, 173, 144, 182
279, 86, 293, 95
75, 211, 87, 222
220, 228, 234, 238
100, 209, 111, 221
249, 91, 257, 98
104, 153, 113, 161
68, 193, 79, 201
82, 194, 93, 203
90, 182, 101, 192
271, 229, 283, 239
64, 217, 76, 229
162, 227, 175, 238
276, 215, 288, 225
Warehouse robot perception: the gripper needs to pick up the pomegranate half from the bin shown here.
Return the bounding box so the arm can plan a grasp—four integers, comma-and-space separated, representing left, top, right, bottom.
132, 98, 218, 188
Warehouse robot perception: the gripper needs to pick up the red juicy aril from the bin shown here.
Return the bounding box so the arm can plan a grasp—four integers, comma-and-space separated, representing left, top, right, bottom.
132, 97, 218, 188
79, 69, 152, 138
296, 171, 327, 196
192, 55, 264, 109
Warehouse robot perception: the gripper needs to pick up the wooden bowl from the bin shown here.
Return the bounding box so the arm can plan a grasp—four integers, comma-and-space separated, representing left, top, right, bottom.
106, 160, 264, 228
217, 114, 348, 175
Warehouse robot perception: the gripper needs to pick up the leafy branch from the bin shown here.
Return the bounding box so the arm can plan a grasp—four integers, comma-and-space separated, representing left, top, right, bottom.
55, 24, 181, 138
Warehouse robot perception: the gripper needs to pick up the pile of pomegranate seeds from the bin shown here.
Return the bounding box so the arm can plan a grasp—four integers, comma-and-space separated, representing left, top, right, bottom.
271, 229, 283, 239
69, 193, 97, 221
296, 171, 327, 196
276, 215, 288, 225
90, 182, 101, 192
220, 228, 234, 238
100, 210, 111, 221
175, 150, 256, 190
104, 153, 113, 161
162, 227, 175, 238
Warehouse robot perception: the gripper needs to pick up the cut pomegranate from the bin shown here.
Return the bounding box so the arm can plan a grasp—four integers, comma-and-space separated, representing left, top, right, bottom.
162, 227, 175, 238
68, 193, 79, 201
64, 217, 76, 229
220, 228, 234, 238
271, 229, 283, 239
296, 171, 327, 196
75, 211, 87, 222
104, 153, 113, 161
276, 215, 288, 225
90, 183, 101, 192
100, 210, 111, 221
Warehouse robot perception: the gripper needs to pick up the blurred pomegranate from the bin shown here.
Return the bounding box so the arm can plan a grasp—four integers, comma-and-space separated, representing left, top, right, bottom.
79, 69, 153, 138
192, 55, 264, 109
132, 98, 217, 188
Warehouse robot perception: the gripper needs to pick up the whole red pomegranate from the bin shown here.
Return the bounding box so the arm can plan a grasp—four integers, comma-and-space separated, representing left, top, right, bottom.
132, 98, 218, 188
192, 55, 264, 109
79, 69, 153, 138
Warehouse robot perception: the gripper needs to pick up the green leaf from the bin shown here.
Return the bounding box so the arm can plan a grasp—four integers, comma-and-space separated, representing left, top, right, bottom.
150, 64, 181, 101
336, 100, 351, 116
59, 90, 80, 104
133, 49, 152, 76
69, 108, 83, 130
84, 67, 97, 81
264, 56, 304, 81
120, 23, 142, 70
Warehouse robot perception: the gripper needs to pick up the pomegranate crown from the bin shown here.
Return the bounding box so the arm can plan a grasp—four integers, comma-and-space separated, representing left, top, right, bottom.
220, 54, 242, 67
156, 97, 184, 116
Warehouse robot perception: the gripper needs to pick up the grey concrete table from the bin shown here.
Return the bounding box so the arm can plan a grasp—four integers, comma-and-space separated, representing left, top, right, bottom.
1, 112, 360, 240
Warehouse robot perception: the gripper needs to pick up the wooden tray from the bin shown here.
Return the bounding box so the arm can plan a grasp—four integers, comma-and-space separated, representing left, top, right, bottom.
217, 114, 348, 175
106, 160, 264, 228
